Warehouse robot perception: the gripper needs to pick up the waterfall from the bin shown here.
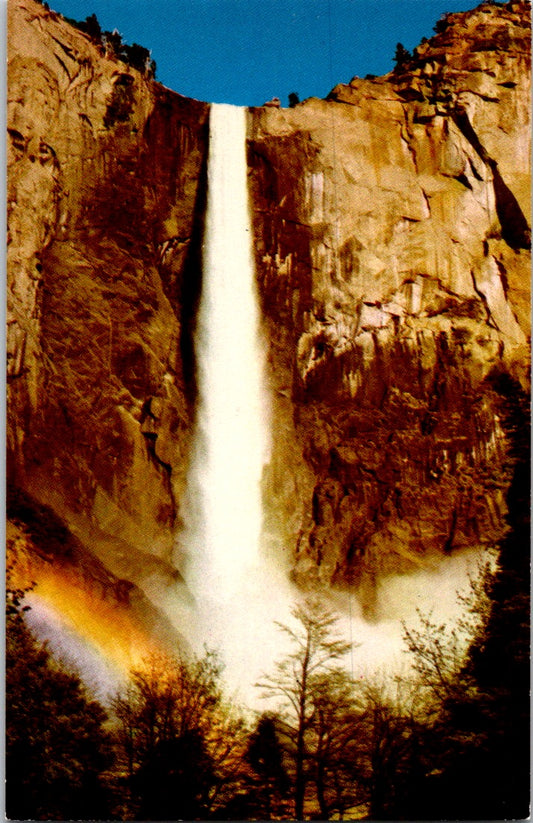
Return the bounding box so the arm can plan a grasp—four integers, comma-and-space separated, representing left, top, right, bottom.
179, 103, 289, 695
192, 103, 269, 596
173, 103, 487, 707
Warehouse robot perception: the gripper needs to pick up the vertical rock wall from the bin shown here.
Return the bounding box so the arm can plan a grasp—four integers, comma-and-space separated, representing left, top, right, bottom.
7, 0, 531, 616
249, 2, 530, 594
7, 0, 209, 593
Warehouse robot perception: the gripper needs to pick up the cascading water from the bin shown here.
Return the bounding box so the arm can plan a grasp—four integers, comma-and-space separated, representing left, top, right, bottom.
188, 103, 268, 599
174, 102, 488, 708
179, 103, 294, 701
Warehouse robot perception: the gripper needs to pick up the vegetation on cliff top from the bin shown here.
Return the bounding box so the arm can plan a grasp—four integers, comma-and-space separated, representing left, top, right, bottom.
33, 0, 157, 78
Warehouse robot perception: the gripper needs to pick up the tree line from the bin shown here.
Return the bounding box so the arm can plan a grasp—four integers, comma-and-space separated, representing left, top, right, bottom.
34, 2, 157, 78
6, 554, 529, 820
6, 376, 529, 820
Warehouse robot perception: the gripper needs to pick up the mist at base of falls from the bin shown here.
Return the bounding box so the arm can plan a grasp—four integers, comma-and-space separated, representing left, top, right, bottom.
167, 102, 490, 710
23, 595, 126, 702
22, 548, 491, 712
158, 546, 490, 709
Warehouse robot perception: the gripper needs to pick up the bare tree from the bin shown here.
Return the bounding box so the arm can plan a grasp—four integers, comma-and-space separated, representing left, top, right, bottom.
402, 562, 493, 710
309, 667, 368, 819
358, 677, 422, 820
256, 596, 355, 819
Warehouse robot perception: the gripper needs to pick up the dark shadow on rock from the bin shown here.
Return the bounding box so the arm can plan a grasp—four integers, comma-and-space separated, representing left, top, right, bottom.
179, 133, 208, 407
491, 162, 531, 250
453, 106, 530, 250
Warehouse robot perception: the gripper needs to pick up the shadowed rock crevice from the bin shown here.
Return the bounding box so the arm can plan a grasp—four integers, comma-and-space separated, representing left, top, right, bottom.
176, 141, 209, 406
453, 106, 531, 251
491, 163, 531, 250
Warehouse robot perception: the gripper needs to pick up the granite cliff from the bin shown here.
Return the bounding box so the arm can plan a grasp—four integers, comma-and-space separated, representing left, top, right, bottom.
8, 0, 208, 621
7, 0, 530, 638
249, 2, 531, 600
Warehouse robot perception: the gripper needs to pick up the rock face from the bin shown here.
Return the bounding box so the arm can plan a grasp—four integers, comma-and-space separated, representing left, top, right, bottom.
248, 1, 530, 595
7, 0, 531, 622
8, 0, 208, 601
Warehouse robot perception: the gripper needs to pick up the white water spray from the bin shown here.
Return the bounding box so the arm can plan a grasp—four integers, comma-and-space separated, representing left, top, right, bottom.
178, 104, 293, 700
173, 103, 489, 708
189, 103, 268, 595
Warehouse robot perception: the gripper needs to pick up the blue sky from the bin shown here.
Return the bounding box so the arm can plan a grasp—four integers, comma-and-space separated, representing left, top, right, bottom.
47, 0, 481, 106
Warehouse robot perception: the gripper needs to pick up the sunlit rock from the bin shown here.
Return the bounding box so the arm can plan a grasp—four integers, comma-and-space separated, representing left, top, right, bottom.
7, 0, 531, 657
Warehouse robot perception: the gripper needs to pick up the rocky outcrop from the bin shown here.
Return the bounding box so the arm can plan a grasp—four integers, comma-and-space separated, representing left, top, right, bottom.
7, 0, 531, 622
7, 0, 208, 602
249, 1, 530, 594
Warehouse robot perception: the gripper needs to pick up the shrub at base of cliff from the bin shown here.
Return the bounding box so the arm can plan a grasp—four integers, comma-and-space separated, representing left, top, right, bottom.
6, 580, 114, 820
